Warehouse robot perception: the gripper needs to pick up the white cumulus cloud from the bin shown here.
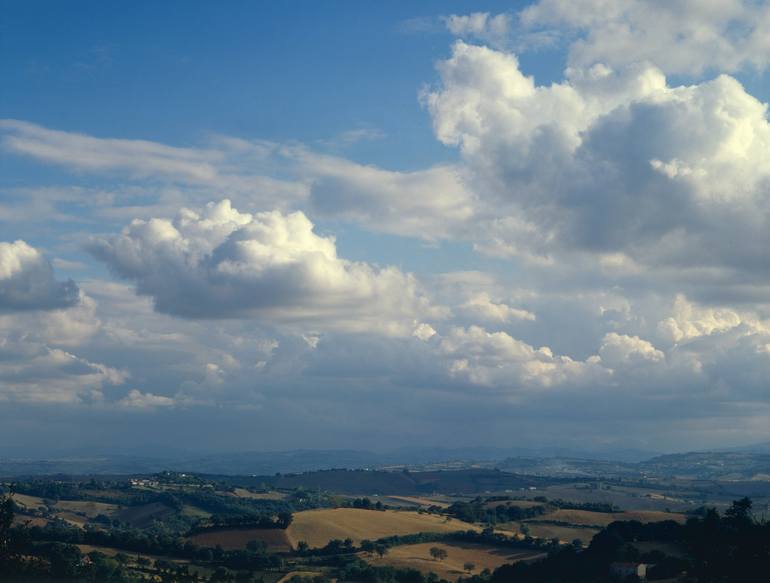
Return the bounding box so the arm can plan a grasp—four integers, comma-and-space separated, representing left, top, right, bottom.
88, 200, 444, 333
0, 240, 80, 311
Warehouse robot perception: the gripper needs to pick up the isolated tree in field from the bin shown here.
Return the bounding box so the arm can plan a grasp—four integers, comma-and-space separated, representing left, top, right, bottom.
429, 546, 447, 561
277, 511, 293, 528
464, 562, 475, 573
374, 544, 388, 558
360, 540, 375, 555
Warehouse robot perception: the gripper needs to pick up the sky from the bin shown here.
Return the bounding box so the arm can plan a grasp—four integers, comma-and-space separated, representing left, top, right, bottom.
3, 0, 770, 455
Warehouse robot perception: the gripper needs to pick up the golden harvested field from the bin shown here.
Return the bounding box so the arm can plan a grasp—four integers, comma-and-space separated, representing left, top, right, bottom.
11, 493, 46, 509
287, 509, 480, 549
12, 515, 49, 527
76, 544, 123, 557
188, 528, 293, 552
498, 522, 599, 545
385, 496, 450, 508
365, 542, 545, 581
56, 511, 92, 527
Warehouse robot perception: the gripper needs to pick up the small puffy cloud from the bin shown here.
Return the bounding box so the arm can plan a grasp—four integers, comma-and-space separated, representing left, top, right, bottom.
439, 325, 606, 389
598, 332, 664, 368
658, 295, 767, 343
0, 240, 79, 311
459, 292, 535, 323
89, 200, 443, 333
444, 12, 513, 48
118, 389, 175, 409
412, 322, 437, 341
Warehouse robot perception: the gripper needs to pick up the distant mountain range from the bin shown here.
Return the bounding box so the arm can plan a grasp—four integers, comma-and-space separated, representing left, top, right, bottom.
1, 442, 769, 480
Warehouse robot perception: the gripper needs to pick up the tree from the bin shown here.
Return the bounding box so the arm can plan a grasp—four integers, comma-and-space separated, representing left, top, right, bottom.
374, 544, 388, 558
429, 546, 447, 561
296, 540, 309, 554
725, 497, 752, 522
247, 539, 267, 554
360, 539, 375, 555
137, 556, 151, 568
0, 490, 14, 563
464, 562, 475, 573
277, 511, 293, 529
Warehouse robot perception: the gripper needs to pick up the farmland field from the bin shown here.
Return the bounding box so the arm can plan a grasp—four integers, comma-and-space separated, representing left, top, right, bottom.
115, 502, 175, 528
232, 488, 287, 500
364, 542, 545, 581
187, 527, 293, 552
55, 499, 120, 518
11, 493, 46, 510
287, 508, 480, 548
384, 495, 451, 508
498, 522, 599, 545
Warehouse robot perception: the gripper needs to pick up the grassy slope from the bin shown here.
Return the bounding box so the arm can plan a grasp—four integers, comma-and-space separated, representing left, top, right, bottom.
365, 542, 545, 581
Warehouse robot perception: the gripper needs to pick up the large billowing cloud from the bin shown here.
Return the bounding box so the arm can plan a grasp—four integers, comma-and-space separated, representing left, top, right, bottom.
424, 39, 770, 285
0, 240, 79, 311
88, 200, 443, 333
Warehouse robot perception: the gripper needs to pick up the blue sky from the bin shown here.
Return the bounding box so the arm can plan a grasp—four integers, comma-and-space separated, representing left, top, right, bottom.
3, 1, 770, 454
